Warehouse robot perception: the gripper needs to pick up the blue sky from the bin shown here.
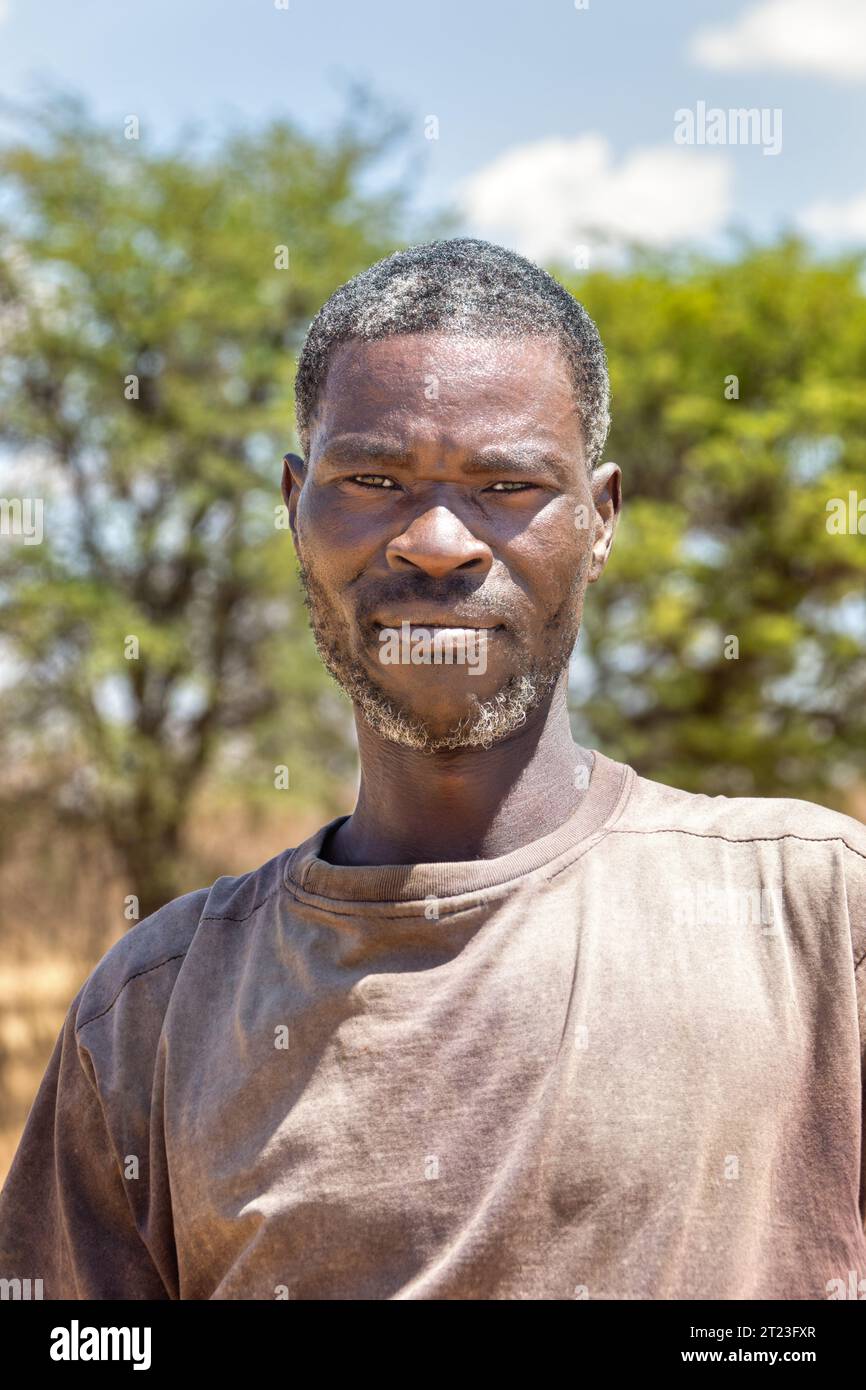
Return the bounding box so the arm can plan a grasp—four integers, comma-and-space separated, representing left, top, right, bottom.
1, 0, 865, 262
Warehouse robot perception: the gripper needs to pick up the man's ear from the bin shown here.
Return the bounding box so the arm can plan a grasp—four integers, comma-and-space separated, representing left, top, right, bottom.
587, 461, 622, 583
281, 452, 306, 545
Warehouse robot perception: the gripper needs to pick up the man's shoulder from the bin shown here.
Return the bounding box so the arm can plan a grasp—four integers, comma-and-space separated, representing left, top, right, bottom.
623, 765, 866, 860
611, 768, 866, 966
74, 849, 291, 1037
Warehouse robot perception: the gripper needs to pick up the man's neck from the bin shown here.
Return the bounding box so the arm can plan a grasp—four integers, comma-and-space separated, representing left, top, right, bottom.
324, 675, 593, 866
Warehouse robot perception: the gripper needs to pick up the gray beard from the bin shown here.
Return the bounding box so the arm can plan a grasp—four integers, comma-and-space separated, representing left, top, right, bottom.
296, 558, 574, 752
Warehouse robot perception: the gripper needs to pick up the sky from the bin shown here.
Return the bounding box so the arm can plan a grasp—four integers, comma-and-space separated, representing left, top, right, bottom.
1, 0, 865, 264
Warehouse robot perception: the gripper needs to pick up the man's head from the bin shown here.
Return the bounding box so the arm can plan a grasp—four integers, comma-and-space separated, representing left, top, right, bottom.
282, 237, 621, 752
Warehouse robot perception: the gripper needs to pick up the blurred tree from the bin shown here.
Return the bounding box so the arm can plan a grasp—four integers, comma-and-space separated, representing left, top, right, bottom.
564, 238, 866, 801
0, 89, 436, 917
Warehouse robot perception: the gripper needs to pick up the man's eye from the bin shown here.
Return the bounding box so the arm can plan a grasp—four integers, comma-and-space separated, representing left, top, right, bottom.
350, 474, 397, 488
488, 481, 534, 492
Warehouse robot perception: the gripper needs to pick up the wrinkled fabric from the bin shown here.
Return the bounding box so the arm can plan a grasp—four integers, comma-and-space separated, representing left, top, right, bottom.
1, 748, 865, 1300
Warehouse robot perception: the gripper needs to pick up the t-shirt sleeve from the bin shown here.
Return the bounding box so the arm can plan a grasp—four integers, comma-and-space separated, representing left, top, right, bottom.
856, 947, 866, 1234
0, 988, 170, 1300
841, 839, 866, 1233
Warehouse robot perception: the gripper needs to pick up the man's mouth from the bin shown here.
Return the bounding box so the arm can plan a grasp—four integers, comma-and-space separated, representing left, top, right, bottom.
370, 616, 498, 675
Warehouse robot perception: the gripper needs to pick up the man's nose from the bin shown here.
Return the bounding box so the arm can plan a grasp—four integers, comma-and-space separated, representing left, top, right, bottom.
385, 505, 493, 578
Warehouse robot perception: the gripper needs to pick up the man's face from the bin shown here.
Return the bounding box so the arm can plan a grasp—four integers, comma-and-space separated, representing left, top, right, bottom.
283, 332, 619, 750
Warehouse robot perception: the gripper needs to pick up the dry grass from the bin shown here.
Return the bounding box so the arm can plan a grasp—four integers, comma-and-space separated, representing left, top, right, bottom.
0, 955, 84, 1179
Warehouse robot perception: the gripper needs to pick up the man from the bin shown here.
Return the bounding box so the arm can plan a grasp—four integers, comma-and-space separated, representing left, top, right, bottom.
1, 237, 864, 1300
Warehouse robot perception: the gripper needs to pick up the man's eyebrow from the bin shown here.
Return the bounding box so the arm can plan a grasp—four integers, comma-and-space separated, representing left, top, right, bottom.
463, 448, 569, 478
319, 438, 572, 478
319, 438, 413, 467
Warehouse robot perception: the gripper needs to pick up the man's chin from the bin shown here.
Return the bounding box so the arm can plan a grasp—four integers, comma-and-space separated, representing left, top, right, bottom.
330, 662, 557, 753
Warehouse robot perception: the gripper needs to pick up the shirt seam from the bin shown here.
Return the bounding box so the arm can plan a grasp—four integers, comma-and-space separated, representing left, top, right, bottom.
75, 953, 189, 1033
200, 881, 284, 923
606, 826, 866, 862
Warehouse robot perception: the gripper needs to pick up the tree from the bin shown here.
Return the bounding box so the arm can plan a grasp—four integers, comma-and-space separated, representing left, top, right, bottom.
0, 90, 432, 917
563, 238, 866, 802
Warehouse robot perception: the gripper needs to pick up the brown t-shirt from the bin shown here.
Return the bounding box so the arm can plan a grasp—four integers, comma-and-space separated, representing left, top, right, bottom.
2, 749, 865, 1300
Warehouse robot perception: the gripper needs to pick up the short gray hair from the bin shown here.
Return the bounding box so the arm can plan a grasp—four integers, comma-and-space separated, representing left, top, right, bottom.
294, 237, 611, 471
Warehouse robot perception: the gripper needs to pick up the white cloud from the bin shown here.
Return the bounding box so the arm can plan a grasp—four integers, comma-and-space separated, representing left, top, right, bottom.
690, 0, 866, 80
798, 192, 866, 242
457, 134, 732, 265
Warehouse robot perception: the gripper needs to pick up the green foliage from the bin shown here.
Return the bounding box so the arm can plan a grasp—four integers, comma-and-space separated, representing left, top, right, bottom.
566, 239, 866, 799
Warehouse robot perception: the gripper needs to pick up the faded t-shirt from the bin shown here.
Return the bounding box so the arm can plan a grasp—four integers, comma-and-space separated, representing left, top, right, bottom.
1, 749, 865, 1300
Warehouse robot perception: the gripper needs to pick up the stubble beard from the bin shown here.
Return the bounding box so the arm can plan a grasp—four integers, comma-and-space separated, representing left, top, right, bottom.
295, 557, 582, 753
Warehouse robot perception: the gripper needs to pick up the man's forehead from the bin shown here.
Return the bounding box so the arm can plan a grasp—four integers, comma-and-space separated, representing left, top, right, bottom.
312, 331, 582, 449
